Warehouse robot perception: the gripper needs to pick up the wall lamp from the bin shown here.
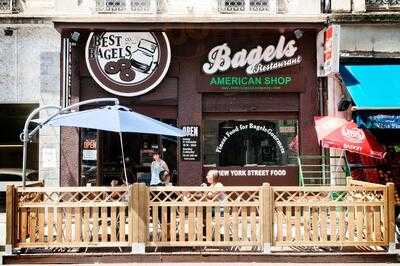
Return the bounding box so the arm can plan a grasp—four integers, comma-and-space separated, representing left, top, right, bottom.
69, 31, 80, 44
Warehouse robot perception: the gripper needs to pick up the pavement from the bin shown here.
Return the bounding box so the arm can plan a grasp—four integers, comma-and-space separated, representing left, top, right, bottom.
1, 263, 399, 266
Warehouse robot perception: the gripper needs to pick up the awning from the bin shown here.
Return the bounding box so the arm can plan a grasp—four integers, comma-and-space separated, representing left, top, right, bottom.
340, 64, 400, 129
355, 113, 400, 129
340, 64, 400, 110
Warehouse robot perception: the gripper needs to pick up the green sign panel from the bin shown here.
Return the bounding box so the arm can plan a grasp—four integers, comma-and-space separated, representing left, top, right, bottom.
209, 75, 293, 90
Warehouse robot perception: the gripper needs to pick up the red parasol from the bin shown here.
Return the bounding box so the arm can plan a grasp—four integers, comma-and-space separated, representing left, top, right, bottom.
314, 116, 386, 159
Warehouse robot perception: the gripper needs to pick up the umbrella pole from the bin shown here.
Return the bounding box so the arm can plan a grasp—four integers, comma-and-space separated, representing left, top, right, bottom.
119, 132, 129, 185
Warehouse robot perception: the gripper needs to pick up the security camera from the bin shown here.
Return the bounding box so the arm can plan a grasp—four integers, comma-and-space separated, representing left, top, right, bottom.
294, 29, 304, 39
4, 27, 14, 36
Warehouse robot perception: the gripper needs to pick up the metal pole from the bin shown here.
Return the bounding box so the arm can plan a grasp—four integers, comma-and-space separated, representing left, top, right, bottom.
21, 105, 61, 187
119, 132, 128, 185
62, 98, 119, 113
322, 152, 326, 185
318, 75, 326, 186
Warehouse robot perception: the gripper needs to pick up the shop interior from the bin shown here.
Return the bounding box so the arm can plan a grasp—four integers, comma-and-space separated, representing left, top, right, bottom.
80, 119, 178, 186
0, 104, 38, 172
203, 119, 298, 167
347, 129, 400, 204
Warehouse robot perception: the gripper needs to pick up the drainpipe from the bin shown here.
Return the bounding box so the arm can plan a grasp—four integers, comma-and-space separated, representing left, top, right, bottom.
319, 74, 329, 185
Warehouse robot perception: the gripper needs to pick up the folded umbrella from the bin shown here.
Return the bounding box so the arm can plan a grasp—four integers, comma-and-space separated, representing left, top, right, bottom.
314, 116, 386, 159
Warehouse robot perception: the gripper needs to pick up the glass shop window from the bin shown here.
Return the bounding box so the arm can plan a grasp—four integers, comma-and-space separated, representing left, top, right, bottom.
204, 119, 298, 166
0, 104, 39, 170
81, 129, 98, 186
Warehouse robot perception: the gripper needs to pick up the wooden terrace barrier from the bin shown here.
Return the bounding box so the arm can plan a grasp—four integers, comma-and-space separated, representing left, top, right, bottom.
5, 186, 132, 253
272, 184, 391, 247
148, 185, 264, 248
5, 180, 397, 254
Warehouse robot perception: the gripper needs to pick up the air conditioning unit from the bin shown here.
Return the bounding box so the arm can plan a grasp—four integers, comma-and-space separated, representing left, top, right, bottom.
0, 0, 12, 13
249, 0, 271, 11
219, 0, 245, 12
96, 0, 157, 13
218, 0, 276, 13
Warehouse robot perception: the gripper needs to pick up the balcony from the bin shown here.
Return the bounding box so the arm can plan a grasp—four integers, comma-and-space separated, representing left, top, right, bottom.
218, 0, 276, 14
1, 0, 323, 20
0, 0, 12, 13
365, 0, 400, 11
331, 0, 400, 13
95, 0, 157, 13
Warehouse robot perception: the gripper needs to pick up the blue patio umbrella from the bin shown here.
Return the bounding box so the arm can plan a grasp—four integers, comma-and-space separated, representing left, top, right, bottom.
46, 105, 185, 136
41, 105, 185, 185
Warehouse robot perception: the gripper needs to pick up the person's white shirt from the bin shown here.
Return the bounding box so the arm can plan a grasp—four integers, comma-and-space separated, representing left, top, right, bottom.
150, 159, 169, 185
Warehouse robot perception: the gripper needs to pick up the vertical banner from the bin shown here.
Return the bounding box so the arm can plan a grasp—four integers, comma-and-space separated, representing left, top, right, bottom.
317, 25, 340, 77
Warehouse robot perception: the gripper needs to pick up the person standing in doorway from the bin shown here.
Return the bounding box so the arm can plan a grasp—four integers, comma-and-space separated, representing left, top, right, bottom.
150, 150, 169, 186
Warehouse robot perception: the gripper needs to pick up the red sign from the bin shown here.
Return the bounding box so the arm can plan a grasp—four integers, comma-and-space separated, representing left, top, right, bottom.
317, 25, 340, 77
324, 26, 333, 62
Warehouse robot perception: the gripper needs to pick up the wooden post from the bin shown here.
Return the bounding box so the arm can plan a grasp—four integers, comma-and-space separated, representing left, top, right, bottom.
5, 185, 16, 255
130, 183, 139, 251
261, 183, 272, 253
138, 183, 148, 247
386, 182, 396, 253
346, 176, 352, 187
130, 183, 147, 254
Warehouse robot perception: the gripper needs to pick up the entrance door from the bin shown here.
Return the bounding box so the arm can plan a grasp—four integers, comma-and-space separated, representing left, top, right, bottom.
160, 119, 178, 184
80, 120, 178, 186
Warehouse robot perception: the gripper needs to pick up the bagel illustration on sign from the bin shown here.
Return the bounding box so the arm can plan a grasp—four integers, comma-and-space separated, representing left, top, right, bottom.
85, 32, 171, 97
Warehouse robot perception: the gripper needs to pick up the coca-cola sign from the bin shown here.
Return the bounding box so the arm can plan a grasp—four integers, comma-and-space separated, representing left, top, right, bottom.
341, 126, 365, 144
202, 35, 302, 75
85, 32, 171, 97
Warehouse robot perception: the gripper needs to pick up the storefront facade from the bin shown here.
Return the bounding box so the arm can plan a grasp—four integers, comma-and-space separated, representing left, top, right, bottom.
327, 4, 400, 203
56, 24, 323, 187
0, 22, 61, 187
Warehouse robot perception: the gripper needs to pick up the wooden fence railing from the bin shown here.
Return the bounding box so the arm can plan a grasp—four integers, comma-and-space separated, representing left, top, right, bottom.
272, 184, 388, 247
5, 180, 396, 254
148, 185, 264, 247
6, 186, 131, 253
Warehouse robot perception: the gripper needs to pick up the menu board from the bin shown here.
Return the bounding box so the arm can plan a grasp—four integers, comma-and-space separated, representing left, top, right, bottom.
180, 125, 200, 161
82, 132, 97, 161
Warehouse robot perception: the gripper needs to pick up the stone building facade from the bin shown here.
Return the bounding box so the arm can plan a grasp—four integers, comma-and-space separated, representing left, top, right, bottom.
329, 0, 400, 118
2, 0, 399, 186
0, 19, 60, 186
0, 0, 324, 186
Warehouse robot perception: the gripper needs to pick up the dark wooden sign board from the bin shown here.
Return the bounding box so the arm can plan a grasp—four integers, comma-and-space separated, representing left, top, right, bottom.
180, 125, 200, 161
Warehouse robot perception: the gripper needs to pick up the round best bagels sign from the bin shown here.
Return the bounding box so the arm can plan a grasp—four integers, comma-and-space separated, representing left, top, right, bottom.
85, 32, 171, 97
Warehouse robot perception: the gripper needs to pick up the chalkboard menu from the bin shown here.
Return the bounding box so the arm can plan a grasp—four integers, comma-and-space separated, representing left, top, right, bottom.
180, 125, 200, 161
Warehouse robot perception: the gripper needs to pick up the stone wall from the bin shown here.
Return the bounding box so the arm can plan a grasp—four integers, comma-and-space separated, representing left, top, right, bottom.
15, 0, 321, 16
341, 25, 400, 55
0, 23, 61, 186
328, 24, 400, 118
